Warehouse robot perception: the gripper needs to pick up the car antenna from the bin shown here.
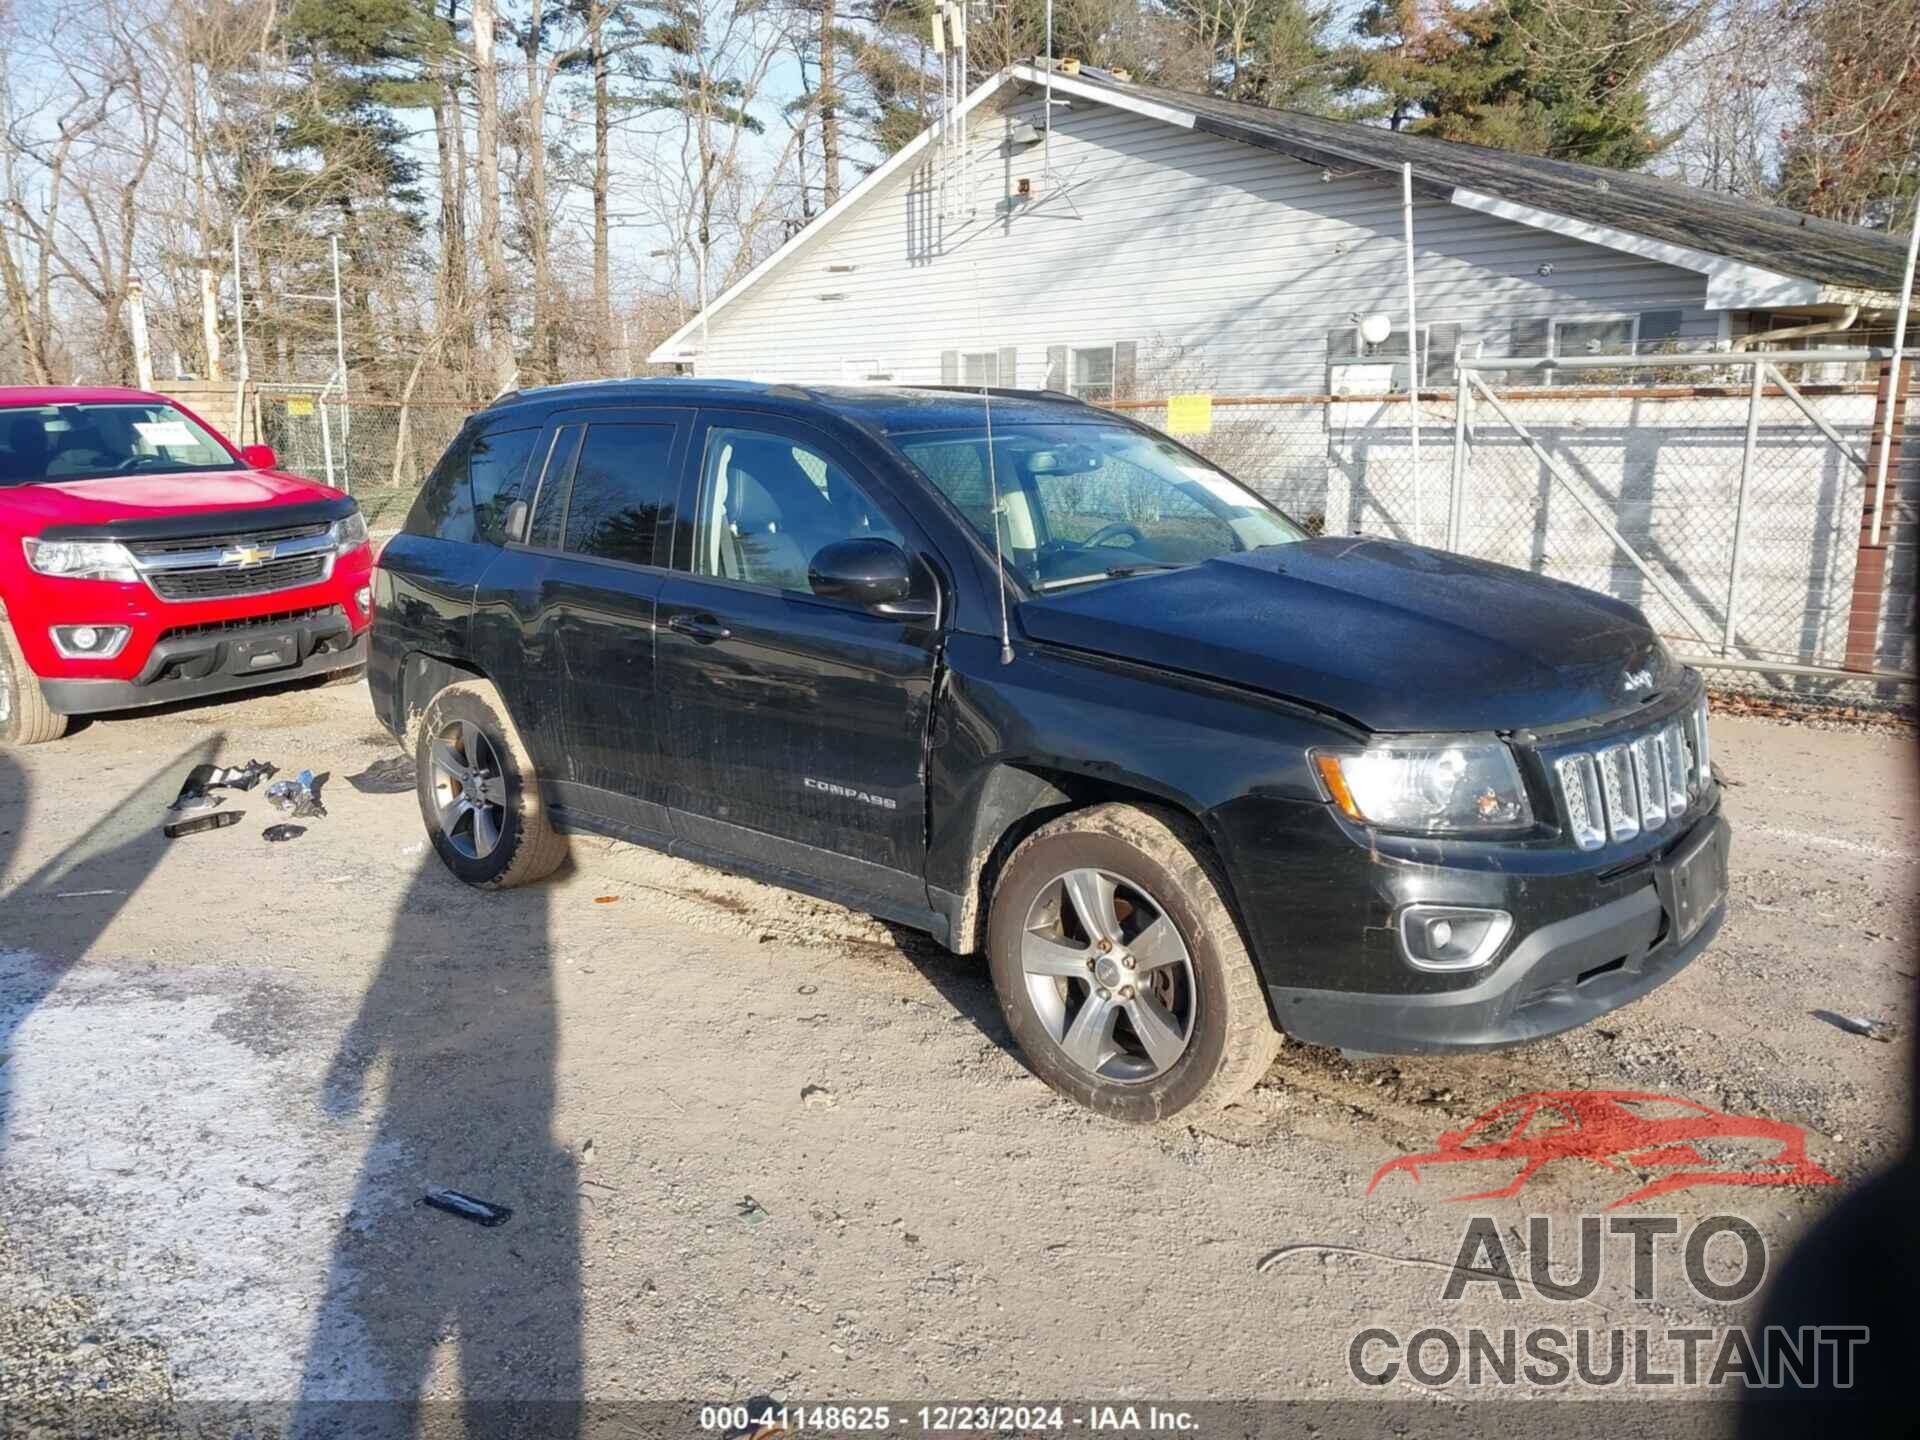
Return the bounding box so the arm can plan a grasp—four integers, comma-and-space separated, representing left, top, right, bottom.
969, 259, 1015, 665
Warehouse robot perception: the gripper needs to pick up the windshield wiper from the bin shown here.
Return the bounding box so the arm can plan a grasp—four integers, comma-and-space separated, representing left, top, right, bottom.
1037, 562, 1189, 591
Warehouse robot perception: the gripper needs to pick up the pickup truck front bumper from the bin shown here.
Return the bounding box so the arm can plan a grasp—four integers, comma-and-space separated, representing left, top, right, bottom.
1236, 805, 1731, 1055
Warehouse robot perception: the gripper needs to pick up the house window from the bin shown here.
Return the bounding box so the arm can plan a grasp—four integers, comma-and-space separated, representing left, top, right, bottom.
1070, 346, 1115, 401
961, 351, 999, 387
1553, 315, 1637, 357
1325, 324, 1460, 389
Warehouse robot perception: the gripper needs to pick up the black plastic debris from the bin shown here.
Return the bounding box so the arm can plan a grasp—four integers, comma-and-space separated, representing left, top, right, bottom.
267, 769, 328, 819
174, 760, 277, 810
262, 824, 307, 842
419, 1187, 513, 1227
346, 755, 416, 795
210, 759, 276, 791
164, 810, 244, 840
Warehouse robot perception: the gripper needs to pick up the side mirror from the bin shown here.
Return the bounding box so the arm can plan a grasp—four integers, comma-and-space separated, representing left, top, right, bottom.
240, 443, 278, 470
808, 538, 934, 617
502, 499, 530, 545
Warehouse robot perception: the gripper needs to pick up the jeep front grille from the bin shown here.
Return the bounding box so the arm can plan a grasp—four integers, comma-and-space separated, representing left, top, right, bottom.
1551, 697, 1711, 850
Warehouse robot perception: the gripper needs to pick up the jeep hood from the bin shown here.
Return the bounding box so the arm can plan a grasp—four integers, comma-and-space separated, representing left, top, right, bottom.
1016, 538, 1670, 732
1, 468, 351, 540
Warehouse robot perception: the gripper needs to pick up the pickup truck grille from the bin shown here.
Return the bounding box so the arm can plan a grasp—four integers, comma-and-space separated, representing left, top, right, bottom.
1550, 697, 1711, 850
148, 552, 330, 600
126, 520, 338, 602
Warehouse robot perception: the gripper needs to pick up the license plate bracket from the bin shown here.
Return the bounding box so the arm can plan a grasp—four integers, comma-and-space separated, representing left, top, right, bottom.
228, 632, 300, 675
1661, 821, 1729, 944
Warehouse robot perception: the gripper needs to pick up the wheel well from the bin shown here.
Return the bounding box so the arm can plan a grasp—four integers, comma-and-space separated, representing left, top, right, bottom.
398, 652, 485, 748
951, 766, 1216, 956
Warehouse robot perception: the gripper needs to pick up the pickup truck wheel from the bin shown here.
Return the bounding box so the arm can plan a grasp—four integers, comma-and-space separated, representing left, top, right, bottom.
0, 619, 70, 746
987, 803, 1279, 1121
414, 680, 566, 889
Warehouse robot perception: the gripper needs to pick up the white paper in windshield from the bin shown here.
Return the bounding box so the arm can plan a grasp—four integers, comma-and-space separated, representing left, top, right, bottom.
134, 421, 196, 448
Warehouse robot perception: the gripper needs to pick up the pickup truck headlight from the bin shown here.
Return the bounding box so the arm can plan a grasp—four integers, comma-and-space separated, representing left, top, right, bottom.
332, 510, 369, 550
22, 536, 139, 583
1312, 739, 1532, 834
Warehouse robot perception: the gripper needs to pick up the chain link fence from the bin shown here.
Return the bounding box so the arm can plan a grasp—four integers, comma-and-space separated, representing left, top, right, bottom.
1108, 350, 1916, 701
254, 388, 471, 532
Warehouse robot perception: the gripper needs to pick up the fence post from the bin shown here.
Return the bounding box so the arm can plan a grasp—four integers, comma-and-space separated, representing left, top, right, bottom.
1448, 365, 1469, 551
1847, 359, 1910, 671
1720, 359, 1766, 658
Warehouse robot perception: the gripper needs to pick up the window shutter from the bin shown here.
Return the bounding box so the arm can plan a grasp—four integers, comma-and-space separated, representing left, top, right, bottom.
1638, 309, 1683, 351
1511, 318, 1551, 357
1045, 345, 1067, 390
1113, 341, 1137, 400
997, 346, 1017, 388
1427, 323, 1460, 387
1326, 328, 1358, 362
940, 349, 960, 384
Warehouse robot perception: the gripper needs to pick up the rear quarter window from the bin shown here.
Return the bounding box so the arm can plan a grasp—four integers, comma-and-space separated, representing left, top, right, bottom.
404, 425, 542, 544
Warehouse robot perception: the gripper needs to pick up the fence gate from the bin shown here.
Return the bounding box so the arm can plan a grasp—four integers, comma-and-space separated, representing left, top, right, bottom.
256, 382, 349, 492
1448, 350, 1914, 688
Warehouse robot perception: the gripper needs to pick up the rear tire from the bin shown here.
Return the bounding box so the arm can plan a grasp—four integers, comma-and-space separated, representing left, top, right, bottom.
0, 617, 70, 746
414, 680, 566, 888
987, 802, 1280, 1122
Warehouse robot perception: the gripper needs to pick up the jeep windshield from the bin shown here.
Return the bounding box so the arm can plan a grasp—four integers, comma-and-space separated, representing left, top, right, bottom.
0, 403, 243, 487
891, 421, 1305, 591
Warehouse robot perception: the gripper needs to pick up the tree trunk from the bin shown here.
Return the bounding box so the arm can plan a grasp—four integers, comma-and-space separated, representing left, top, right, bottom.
0, 231, 50, 383
592, 0, 612, 371
472, 0, 514, 394
525, 0, 551, 384
820, 0, 840, 206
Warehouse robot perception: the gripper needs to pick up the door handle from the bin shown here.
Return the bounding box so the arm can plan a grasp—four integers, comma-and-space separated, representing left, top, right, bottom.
668, 613, 732, 643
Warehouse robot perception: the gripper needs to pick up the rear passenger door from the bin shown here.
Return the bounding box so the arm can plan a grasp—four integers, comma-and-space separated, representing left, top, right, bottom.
654, 411, 941, 907
473, 407, 690, 838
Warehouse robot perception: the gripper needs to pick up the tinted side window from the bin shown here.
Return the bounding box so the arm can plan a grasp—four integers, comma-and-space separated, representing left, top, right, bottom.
561, 423, 677, 566
527, 427, 582, 550
470, 427, 543, 544
404, 430, 475, 539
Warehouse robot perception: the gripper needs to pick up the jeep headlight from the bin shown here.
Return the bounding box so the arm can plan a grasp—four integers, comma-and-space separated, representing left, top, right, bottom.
22, 536, 139, 583
332, 509, 369, 550
1312, 738, 1532, 834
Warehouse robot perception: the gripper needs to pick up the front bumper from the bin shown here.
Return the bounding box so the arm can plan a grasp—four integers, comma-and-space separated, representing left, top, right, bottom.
1266, 810, 1730, 1053
39, 615, 366, 715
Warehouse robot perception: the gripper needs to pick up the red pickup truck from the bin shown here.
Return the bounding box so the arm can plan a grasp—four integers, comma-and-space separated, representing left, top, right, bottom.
0, 386, 373, 745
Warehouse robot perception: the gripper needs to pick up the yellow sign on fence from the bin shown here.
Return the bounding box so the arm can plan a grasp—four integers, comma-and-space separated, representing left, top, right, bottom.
285, 396, 314, 417
1166, 393, 1212, 436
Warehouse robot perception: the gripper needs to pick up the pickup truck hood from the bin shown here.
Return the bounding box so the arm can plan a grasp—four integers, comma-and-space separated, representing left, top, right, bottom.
0, 468, 338, 535
1016, 537, 1670, 732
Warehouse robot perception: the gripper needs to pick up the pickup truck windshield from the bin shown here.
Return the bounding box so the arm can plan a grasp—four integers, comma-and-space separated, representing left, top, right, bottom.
0, 403, 242, 487
893, 421, 1304, 591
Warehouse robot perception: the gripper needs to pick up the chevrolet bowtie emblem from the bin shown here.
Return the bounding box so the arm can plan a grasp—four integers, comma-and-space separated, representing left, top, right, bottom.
221, 544, 276, 568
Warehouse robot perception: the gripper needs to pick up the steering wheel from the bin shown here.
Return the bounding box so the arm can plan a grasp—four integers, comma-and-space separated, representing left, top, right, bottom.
1081, 522, 1148, 549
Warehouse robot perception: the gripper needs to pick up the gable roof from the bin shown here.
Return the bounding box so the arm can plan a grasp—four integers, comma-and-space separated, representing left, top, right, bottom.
651, 64, 1911, 363
1073, 69, 1911, 299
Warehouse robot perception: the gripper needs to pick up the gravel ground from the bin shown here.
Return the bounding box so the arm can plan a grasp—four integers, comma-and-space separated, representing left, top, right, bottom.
0, 680, 1912, 1432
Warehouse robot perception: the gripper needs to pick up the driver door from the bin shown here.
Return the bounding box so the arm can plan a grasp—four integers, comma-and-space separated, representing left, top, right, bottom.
653, 412, 942, 912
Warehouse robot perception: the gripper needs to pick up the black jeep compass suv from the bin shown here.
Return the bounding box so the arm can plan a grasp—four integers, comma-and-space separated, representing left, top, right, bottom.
369, 379, 1728, 1121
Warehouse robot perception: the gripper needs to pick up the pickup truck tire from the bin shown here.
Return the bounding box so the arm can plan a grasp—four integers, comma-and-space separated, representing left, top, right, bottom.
987, 802, 1280, 1121
415, 680, 566, 889
0, 618, 70, 746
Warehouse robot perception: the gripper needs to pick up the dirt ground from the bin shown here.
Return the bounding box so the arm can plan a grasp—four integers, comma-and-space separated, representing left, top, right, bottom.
0, 678, 1913, 1429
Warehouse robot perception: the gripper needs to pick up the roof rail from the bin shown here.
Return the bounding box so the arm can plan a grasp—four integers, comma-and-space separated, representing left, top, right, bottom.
914, 385, 1089, 405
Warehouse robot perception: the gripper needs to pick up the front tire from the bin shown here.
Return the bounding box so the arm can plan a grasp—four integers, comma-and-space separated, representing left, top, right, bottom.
414, 680, 566, 888
0, 617, 70, 746
987, 803, 1280, 1121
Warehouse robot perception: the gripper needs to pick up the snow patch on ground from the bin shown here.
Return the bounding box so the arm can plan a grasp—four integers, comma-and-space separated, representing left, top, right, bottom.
0, 949, 397, 1402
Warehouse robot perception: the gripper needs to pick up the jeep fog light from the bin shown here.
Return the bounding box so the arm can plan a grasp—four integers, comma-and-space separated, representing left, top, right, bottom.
1397, 904, 1513, 971
50, 624, 131, 659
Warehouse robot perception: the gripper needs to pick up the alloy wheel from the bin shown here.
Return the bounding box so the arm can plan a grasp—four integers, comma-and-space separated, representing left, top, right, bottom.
1020, 867, 1197, 1083
428, 719, 510, 860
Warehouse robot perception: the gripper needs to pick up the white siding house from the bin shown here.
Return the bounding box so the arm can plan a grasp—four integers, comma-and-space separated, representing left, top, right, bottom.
650, 65, 1909, 394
